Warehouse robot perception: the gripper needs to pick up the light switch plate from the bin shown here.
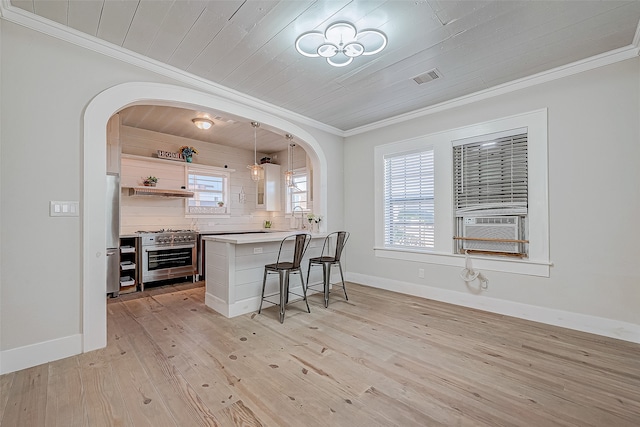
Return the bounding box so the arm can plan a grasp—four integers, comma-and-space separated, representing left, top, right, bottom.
50, 201, 79, 217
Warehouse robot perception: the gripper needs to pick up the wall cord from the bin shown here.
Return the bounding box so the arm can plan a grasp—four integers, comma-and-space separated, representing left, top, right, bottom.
460, 251, 489, 290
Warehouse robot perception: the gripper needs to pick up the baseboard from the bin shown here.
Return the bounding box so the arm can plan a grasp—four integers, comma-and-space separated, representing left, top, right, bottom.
0, 334, 83, 375
346, 273, 640, 344
205, 284, 324, 318
205, 292, 232, 317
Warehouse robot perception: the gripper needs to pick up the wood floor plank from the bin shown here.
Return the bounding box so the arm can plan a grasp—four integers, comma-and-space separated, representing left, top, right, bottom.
44, 356, 87, 427
214, 400, 264, 427
1, 364, 48, 426
2, 281, 639, 426
0, 372, 15, 422
108, 334, 179, 427
117, 310, 221, 426
78, 350, 132, 427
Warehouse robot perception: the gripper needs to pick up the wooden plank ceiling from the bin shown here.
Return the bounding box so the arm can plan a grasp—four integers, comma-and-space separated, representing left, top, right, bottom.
8, 0, 640, 151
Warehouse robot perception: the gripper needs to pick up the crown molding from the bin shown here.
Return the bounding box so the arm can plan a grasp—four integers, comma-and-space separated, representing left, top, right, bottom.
345, 41, 640, 137
2, 1, 639, 138
0, 1, 344, 137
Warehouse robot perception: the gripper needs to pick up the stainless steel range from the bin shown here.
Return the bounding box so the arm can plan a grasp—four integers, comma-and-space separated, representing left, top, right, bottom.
138, 230, 197, 287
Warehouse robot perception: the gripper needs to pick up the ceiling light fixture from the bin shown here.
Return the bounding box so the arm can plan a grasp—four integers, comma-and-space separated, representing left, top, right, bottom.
295, 21, 387, 67
284, 134, 295, 188
247, 121, 262, 182
192, 118, 213, 130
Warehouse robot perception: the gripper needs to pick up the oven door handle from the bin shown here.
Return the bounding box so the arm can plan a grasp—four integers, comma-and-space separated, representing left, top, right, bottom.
144, 244, 195, 252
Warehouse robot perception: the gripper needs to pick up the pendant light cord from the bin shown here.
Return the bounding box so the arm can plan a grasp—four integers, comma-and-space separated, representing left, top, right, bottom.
253, 122, 258, 165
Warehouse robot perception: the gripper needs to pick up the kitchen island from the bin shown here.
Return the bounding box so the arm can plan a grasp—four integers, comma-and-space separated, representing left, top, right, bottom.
202, 231, 329, 318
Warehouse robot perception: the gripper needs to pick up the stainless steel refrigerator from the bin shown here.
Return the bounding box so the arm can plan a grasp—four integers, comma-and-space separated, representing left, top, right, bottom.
106, 173, 120, 297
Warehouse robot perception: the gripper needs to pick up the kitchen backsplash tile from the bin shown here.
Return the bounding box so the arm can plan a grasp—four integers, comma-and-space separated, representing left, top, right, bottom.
119, 126, 309, 234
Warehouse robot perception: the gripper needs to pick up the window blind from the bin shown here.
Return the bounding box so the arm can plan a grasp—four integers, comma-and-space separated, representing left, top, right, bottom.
383, 149, 434, 249
453, 132, 528, 215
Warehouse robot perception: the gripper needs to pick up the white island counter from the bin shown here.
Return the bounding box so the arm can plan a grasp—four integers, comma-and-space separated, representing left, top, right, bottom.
202, 231, 328, 317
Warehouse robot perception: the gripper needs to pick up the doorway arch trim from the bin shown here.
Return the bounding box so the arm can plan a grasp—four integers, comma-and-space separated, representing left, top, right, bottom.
83, 82, 328, 352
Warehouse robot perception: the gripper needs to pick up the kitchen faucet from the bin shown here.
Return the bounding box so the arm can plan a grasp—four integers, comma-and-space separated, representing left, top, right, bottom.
293, 206, 304, 230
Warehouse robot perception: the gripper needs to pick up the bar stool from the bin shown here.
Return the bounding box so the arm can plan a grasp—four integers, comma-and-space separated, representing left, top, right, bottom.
259, 233, 311, 323
306, 231, 350, 308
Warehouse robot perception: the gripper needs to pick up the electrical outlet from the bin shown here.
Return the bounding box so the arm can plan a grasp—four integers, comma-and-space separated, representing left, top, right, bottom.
418, 268, 425, 278
254, 247, 263, 254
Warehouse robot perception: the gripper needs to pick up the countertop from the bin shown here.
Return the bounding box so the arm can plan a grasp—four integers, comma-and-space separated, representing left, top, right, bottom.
202, 231, 326, 244
196, 229, 276, 236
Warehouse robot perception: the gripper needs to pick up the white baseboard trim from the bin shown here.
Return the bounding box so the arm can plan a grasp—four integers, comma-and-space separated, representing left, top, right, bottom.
205, 292, 232, 317
0, 334, 83, 375
346, 273, 640, 344
205, 284, 324, 318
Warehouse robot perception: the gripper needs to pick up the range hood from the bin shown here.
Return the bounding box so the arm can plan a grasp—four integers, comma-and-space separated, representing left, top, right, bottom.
128, 186, 194, 198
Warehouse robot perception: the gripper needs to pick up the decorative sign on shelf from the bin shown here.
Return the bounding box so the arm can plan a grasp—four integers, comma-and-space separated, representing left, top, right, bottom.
157, 150, 185, 161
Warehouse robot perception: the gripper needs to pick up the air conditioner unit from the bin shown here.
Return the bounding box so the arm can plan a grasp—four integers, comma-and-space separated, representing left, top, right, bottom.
462, 216, 520, 254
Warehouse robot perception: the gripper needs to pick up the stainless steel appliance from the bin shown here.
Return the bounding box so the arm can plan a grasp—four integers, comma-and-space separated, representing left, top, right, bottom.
139, 230, 197, 286
106, 173, 120, 297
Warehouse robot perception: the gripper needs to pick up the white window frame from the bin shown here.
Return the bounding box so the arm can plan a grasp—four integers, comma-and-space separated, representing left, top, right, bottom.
285, 167, 310, 215
374, 109, 550, 277
383, 148, 435, 250
185, 166, 231, 218
453, 128, 529, 257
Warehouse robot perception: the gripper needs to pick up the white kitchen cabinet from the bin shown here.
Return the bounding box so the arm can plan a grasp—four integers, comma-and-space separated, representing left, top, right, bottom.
256, 163, 281, 211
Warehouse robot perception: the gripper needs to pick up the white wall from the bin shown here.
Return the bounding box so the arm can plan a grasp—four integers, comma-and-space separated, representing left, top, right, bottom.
119, 126, 315, 234
344, 58, 640, 342
0, 21, 344, 373
120, 126, 266, 233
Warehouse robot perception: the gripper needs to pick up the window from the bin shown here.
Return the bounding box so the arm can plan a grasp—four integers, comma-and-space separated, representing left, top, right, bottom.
286, 168, 309, 213
453, 129, 528, 214
185, 167, 230, 216
383, 149, 434, 249
374, 109, 548, 277
453, 129, 528, 256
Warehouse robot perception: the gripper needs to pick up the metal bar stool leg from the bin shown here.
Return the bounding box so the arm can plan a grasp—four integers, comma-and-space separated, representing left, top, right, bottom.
323, 262, 331, 308
299, 272, 311, 313
338, 261, 348, 301
279, 271, 287, 323
259, 268, 268, 313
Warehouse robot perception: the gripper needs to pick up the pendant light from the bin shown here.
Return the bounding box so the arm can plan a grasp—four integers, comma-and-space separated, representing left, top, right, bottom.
284, 134, 295, 188
247, 121, 262, 182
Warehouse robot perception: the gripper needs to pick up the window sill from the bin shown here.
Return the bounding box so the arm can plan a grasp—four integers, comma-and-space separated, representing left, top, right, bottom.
374, 247, 550, 277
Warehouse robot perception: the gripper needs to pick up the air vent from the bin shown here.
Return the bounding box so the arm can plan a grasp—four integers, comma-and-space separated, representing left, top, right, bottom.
214, 115, 235, 124
413, 68, 441, 85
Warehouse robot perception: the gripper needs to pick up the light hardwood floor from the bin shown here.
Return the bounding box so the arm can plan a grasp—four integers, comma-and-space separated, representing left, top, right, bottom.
1, 282, 639, 426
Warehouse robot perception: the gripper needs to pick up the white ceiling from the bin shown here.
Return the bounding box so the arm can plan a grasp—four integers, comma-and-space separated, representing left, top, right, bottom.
7, 0, 640, 151
118, 104, 292, 154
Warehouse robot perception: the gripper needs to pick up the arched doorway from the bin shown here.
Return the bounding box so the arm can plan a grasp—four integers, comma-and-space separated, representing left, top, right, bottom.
83, 82, 328, 352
